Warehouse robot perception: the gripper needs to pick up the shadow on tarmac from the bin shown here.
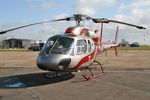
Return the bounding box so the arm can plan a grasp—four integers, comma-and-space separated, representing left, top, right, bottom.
0, 72, 75, 89
0, 96, 3, 100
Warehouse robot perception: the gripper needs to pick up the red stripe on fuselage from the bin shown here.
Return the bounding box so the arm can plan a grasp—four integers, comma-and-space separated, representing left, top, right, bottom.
74, 49, 96, 69
80, 28, 89, 36
92, 37, 99, 42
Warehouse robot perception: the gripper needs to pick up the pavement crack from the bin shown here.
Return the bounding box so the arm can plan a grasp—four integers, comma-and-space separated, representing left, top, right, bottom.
26, 88, 41, 100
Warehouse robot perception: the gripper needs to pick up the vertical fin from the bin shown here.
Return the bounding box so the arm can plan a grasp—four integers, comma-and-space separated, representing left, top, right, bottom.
115, 47, 118, 56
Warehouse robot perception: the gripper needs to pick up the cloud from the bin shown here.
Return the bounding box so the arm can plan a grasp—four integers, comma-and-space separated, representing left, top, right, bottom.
30, 1, 56, 8
72, 0, 149, 44
73, 0, 116, 16
54, 13, 70, 19
0, 21, 44, 40
73, 0, 98, 16
0, 13, 72, 41
116, 0, 150, 26
99, 0, 116, 7
32, 14, 71, 40
118, 0, 150, 12
114, 0, 150, 44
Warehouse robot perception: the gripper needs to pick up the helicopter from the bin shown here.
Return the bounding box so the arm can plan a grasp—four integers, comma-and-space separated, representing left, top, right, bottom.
0, 14, 146, 80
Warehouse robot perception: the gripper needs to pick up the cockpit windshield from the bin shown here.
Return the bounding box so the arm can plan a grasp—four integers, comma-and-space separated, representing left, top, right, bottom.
42, 36, 57, 54
41, 36, 74, 55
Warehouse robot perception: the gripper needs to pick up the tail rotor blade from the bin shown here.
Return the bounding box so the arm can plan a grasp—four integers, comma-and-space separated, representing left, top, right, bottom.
115, 26, 119, 42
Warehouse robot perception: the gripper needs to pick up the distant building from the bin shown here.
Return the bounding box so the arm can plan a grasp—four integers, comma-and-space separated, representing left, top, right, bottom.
0, 41, 3, 49
3, 38, 33, 48
119, 39, 130, 47
119, 43, 130, 47
30, 40, 46, 51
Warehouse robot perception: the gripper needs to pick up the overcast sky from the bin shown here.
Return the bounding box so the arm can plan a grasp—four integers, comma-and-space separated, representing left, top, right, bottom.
0, 0, 149, 44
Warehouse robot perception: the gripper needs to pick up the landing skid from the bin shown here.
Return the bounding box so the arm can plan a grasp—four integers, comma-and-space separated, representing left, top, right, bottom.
82, 61, 106, 80
42, 72, 71, 79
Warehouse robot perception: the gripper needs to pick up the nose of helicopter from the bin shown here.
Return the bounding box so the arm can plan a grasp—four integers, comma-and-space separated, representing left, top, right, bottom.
37, 54, 71, 71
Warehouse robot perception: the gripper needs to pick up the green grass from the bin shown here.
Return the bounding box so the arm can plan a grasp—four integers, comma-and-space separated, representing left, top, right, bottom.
0, 45, 150, 52
0, 49, 33, 52
118, 46, 150, 50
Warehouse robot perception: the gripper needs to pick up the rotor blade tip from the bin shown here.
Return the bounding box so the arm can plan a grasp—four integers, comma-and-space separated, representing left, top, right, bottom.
0, 31, 7, 34
136, 26, 146, 29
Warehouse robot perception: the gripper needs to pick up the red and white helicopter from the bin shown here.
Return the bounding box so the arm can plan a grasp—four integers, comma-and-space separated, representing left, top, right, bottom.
0, 14, 146, 80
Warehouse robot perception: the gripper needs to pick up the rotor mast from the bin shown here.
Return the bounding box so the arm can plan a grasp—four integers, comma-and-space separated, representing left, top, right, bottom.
74, 14, 82, 26
76, 19, 81, 26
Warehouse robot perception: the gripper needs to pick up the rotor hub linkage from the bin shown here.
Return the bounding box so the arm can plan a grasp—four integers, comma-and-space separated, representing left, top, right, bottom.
82, 61, 106, 80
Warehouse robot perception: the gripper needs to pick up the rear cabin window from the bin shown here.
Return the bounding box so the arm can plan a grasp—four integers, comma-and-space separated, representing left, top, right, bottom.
76, 39, 87, 54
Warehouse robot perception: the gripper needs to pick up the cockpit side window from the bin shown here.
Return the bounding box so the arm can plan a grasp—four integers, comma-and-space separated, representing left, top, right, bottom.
76, 39, 87, 54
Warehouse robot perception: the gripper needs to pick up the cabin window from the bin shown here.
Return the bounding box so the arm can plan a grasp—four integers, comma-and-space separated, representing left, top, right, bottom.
76, 39, 87, 54
88, 40, 91, 52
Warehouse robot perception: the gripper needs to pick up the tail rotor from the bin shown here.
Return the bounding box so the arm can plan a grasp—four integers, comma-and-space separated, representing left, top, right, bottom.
114, 26, 119, 56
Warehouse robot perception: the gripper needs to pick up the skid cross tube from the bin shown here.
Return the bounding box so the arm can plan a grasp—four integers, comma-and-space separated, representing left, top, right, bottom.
42, 72, 71, 79
82, 61, 106, 80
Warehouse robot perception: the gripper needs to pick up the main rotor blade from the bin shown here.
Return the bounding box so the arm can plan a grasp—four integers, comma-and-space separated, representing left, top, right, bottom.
109, 19, 146, 29
92, 18, 146, 29
0, 20, 53, 34
0, 18, 71, 34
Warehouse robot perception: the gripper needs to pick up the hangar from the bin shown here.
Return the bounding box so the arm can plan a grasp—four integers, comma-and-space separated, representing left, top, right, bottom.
2, 38, 32, 48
